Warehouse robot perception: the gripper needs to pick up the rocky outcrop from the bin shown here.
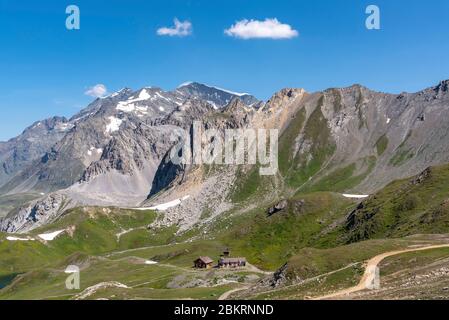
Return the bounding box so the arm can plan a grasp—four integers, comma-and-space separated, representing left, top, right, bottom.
267, 200, 288, 216
0, 193, 71, 233
411, 167, 432, 185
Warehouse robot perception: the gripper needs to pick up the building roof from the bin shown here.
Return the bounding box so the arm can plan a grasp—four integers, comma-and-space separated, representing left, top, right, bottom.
195, 256, 214, 264
220, 257, 246, 263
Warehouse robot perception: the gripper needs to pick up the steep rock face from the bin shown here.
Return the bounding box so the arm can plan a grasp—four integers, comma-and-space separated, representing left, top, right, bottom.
278, 80, 449, 194
70, 121, 182, 206
148, 150, 187, 198
147, 97, 258, 199
142, 97, 264, 231
0, 116, 108, 193
0, 116, 70, 188
0, 193, 70, 233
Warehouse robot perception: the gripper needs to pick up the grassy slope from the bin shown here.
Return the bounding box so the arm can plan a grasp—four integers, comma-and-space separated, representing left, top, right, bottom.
217, 192, 353, 270
344, 164, 449, 243
280, 97, 337, 189
376, 134, 389, 156
230, 165, 275, 204
0, 206, 243, 299
250, 164, 449, 297
0, 255, 238, 300
0, 207, 173, 276
302, 156, 376, 194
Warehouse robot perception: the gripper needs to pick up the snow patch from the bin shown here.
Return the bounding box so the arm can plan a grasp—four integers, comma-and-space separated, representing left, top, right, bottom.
6, 236, 34, 241
65, 265, 80, 274
145, 195, 191, 211
342, 194, 369, 199
155, 92, 171, 103
116, 102, 135, 112
72, 112, 94, 123
105, 116, 123, 134
135, 106, 148, 114
138, 89, 151, 100
116, 89, 154, 115
210, 85, 250, 97
56, 123, 74, 132
109, 91, 121, 98
177, 81, 193, 88
87, 146, 100, 157
207, 100, 218, 110
38, 230, 65, 241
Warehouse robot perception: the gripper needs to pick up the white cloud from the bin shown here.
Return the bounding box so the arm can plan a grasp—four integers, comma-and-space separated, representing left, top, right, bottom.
85, 84, 107, 98
224, 18, 298, 40
157, 18, 192, 37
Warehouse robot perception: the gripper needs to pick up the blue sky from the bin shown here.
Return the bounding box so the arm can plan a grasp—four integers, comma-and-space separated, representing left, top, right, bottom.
1, 0, 449, 141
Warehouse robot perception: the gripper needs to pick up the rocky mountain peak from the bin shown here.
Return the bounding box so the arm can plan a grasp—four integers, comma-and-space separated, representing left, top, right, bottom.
262, 88, 305, 112
222, 97, 252, 113
176, 81, 259, 108
435, 79, 449, 94
107, 87, 134, 98
18, 116, 70, 139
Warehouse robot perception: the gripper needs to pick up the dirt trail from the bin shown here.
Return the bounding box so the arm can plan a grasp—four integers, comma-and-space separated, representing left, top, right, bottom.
219, 286, 250, 301
313, 243, 449, 300
245, 263, 272, 275
103, 242, 183, 257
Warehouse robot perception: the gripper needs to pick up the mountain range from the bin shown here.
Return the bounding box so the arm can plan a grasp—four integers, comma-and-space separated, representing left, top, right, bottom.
1, 80, 449, 233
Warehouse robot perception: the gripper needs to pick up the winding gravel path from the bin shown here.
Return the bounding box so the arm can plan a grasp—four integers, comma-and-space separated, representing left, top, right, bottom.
313, 243, 449, 300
